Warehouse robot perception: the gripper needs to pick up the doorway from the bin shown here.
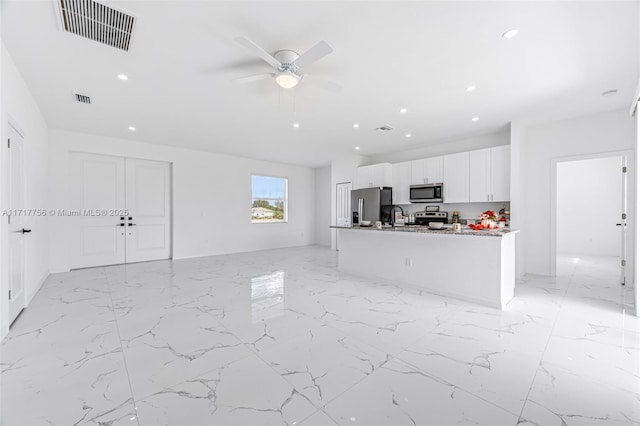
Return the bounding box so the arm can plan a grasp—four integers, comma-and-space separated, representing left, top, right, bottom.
554, 154, 633, 306
70, 153, 172, 269
7, 124, 26, 325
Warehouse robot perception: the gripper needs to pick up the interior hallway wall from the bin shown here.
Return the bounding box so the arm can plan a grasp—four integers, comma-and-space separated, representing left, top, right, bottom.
557, 156, 623, 256
48, 129, 317, 273
0, 43, 50, 340
518, 109, 635, 279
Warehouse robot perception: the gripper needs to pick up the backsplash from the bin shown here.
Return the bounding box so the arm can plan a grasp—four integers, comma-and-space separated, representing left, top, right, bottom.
398, 202, 510, 224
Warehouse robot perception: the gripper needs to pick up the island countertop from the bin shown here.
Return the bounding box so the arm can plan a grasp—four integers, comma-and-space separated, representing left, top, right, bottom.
330, 225, 519, 238
333, 224, 518, 309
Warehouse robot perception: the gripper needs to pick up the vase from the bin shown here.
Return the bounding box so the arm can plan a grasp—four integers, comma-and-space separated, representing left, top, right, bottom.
481, 219, 496, 228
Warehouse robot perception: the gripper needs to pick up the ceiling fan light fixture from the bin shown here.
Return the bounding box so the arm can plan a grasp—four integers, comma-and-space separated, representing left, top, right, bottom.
276, 72, 300, 89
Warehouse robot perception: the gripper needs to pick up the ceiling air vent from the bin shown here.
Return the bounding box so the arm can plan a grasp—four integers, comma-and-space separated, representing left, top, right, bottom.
75, 93, 92, 104
57, 0, 135, 51
375, 125, 394, 132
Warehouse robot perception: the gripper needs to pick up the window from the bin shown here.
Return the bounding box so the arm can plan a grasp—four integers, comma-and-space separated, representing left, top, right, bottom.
251, 175, 288, 223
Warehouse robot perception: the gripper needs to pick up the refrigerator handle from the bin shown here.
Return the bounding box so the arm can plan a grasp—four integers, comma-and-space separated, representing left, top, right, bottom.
358, 198, 364, 223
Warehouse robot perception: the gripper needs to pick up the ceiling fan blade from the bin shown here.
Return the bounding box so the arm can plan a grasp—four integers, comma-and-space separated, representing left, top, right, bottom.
293, 41, 333, 69
235, 36, 282, 69
233, 73, 276, 84
303, 76, 342, 93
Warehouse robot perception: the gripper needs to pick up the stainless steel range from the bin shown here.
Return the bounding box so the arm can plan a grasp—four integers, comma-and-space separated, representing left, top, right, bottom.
414, 211, 448, 225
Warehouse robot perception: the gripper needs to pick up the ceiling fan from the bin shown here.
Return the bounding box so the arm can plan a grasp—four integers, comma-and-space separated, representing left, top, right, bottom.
233, 36, 341, 92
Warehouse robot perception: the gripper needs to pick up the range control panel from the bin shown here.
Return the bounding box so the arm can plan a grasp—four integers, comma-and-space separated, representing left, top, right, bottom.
415, 211, 447, 219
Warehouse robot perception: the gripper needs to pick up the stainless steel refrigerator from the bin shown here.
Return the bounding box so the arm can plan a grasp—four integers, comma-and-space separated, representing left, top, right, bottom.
351, 187, 392, 225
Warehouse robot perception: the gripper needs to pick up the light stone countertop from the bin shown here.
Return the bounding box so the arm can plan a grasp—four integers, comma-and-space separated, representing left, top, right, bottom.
330, 225, 519, 237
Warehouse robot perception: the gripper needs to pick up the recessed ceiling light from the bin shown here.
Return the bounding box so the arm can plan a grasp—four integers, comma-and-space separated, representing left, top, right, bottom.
502, 29, 519, 39
353, 124, 360, 128
466, 85, 476, 92
293, 123, 300, 128
117, 74, 129, 81
128, 126, 136, 131
399, 108, 408, 113
601, 89, 618, 97
471, 117, 479, 122
355, 146, 360, 150
405, 133, 412, 138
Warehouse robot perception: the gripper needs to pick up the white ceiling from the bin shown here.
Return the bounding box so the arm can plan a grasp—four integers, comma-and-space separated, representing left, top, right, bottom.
2, 1, 638, 167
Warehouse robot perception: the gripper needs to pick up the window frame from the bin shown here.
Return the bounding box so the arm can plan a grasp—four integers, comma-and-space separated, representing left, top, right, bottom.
250, 174, 289, 224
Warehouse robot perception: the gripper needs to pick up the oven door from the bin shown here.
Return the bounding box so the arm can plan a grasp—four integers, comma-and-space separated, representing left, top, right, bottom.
410, 183, 443, 203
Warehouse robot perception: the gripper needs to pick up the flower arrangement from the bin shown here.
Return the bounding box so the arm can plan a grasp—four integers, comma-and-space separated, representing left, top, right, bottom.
478, 210, 498, 222
469, 210, 498, 230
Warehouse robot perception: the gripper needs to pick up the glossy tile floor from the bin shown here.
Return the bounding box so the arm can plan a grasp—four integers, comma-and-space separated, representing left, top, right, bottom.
1, 246, 639, 425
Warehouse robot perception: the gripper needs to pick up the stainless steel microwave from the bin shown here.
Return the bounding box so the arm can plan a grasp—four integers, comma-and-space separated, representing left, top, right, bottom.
409, 183, 443, 203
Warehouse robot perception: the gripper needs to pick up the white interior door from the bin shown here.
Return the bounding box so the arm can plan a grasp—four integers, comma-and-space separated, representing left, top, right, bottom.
8, 126, 26, 325
70, 153, 126, 269
336, 182, 352, 251
125, 159, 171, 263
621, 156, 628, 285
336, 182, 352, 227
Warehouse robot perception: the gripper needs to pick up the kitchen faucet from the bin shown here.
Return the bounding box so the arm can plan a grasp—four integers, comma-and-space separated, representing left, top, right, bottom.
389, 205, 405, 227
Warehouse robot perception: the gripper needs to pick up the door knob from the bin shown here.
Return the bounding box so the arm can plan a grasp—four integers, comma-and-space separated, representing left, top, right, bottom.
116, 223, 125, 227
128, 223, 136, 226
21, 229, 32, 233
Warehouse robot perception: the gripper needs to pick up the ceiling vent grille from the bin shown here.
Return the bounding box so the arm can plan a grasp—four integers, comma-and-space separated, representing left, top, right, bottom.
375, 125, 394, 132
57, 0, 135, 51
75, 93, 92, 104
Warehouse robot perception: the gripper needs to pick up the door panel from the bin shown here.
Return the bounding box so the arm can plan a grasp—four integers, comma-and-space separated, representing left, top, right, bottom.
125, 159, 171, 263
621, 156, 628, 285
469, 149, 490, 202
8, 126, 25, 325
336, 182, 352, 227
443, 152, 470, 203
491, 145, 511, 202
70, 153, 126, 269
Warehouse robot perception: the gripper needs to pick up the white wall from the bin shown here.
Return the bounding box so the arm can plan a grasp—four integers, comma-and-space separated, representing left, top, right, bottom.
48, 129, 316, 273
1, 43, 50, 340
557, 156, 623, 256
314, 165, 331, 246
517, 109, 635, 278
510, 122, 526, 278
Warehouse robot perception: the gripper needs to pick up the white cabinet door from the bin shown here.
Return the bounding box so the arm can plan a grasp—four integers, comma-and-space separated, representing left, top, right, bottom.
425, 156, 443, 183
410, 159, 426, 184
490, 145, 511, 202
125, 159, 171, 263
443, 152, 469, 203
392, 161, 411, 204
356, 166, 373, 189
71, 153, 127, 269
357, 164, 392, 188
469, 149, 491, 202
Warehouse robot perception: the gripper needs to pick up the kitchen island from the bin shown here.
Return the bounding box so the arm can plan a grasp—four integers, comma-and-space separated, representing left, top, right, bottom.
332, 225, 519, 309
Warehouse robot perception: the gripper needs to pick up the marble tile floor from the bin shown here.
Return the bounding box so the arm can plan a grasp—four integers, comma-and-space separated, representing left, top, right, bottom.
1, 246, 638, 425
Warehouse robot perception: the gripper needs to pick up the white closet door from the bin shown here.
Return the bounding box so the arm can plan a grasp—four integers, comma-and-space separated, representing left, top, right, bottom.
70, 153, 126, 269
8, 126, 26, 324
125, 159, 171, 263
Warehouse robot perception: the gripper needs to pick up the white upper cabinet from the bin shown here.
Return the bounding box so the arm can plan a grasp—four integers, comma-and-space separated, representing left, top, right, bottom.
469, 149, 491, 202
410, 156, 443, 185
490, 145, 510, 202
469, 146, 510, 202
443, 152, 469, 203
392, 161, 411, 204
356, 163, 392, 189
